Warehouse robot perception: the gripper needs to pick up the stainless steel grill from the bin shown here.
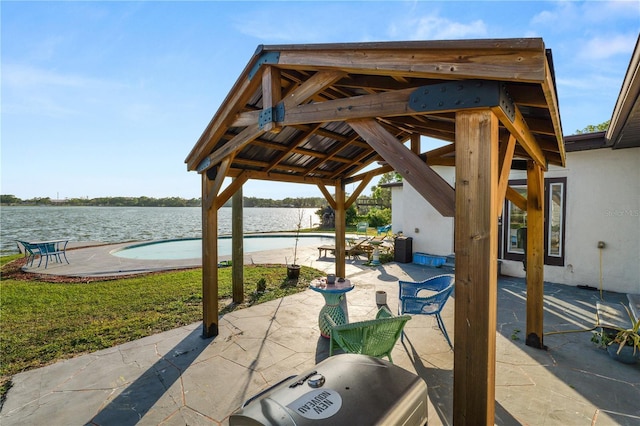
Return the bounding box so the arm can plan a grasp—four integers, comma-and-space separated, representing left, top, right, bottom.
230, 353, 428, 425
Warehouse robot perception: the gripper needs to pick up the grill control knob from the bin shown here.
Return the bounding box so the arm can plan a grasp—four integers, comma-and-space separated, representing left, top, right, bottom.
307, 374, 325, 388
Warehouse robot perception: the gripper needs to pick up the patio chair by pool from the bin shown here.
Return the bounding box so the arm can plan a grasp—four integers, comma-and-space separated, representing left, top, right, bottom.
356, 221, 369, 235
36, 240, 69, 268
360, 235, 393, 259
346, 237, 371, 259
316, 238, 371, 259
377, 224, 392, 235
399, 274, 455, 349
16, 240, 41, 267
325, 306, 411, 363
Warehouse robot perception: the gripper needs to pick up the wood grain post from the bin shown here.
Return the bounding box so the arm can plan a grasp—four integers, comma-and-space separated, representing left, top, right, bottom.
335, 180, 346, 278
453, 110, 499, 425
232, 180, 244, 304
411, 133, 421, 154
526, 160, 545, 348
202, 173, 219, 338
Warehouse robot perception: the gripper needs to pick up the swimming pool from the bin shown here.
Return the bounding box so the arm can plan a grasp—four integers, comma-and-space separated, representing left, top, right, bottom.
111, 235, 335, 260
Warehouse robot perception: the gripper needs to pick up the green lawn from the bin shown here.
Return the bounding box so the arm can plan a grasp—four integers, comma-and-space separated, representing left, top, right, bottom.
0, 257, 320, 384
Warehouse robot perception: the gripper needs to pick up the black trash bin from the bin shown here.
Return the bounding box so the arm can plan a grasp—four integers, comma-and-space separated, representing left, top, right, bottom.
394, 236, 413, 263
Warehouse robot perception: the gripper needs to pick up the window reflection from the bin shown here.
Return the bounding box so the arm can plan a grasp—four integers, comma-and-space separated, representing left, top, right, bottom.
508, 187, 527, 254
548, 182, 563, 257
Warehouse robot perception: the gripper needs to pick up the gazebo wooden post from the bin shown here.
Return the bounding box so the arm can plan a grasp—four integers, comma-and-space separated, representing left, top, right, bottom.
232, 181, 244, 304
453, 110, 499, 424
410, 133, 420, 154
202, 173, 219, 338
526, 160, 545, 348
334, 180, 346, 278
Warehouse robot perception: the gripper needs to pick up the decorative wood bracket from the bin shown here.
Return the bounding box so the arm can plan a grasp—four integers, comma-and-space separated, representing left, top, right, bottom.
409, 79, 515, 122
258, 104, 285, 130
248, 51, 280, 80
196, 156, 212, 173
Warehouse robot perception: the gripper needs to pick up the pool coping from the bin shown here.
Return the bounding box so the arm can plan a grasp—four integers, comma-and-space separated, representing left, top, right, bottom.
110, 233, 337, 261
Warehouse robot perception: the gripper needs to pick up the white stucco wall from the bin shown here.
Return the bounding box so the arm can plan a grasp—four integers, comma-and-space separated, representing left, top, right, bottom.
390, 186, 404, 235
391, 148, 640, 294
392, 166, 455, 257
501, 147, 640, 294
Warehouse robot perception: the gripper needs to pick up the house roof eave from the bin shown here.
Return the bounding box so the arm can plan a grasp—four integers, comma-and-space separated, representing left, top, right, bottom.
605, 35, 640, 149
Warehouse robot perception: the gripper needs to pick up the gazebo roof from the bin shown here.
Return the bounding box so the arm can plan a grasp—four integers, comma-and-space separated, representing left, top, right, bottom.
186, 38, 565, 186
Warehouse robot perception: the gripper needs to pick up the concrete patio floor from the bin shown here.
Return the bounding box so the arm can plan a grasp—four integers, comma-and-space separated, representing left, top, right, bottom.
3, 243, 639, 425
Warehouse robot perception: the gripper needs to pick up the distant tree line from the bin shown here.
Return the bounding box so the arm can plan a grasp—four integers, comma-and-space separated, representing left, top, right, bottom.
1, 194, 327, 208
0, 195, 202, 207
2, 177, 394, 211
239, 196, 326, 208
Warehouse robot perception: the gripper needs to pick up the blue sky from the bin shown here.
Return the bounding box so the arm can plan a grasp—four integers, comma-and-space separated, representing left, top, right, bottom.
1, 1, 638, 200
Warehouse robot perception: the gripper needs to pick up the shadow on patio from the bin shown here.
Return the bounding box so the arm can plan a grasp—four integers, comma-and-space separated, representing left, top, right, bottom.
1, 264, 638, 425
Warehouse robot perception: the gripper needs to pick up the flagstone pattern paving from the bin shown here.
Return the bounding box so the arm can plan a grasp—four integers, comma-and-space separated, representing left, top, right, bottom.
2, 244, 639, 425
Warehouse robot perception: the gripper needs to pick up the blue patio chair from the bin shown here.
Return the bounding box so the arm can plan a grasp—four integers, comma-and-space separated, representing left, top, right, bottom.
36, 240, 69, 268
17, 240, 41, 267
377, 224, 391, 235
398, 274, 455, 349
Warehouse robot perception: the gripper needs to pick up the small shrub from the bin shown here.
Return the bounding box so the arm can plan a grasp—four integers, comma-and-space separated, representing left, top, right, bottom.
511, 329, 521, 341
366, 207, 391, 228
256, 277, 267, 293
379, 252, 395, 264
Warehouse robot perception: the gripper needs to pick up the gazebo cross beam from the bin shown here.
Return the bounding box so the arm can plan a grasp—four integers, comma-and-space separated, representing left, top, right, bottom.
228, 78, 547, 175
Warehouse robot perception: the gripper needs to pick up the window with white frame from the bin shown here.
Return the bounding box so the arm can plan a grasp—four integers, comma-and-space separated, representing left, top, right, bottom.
501, 178, 566, 266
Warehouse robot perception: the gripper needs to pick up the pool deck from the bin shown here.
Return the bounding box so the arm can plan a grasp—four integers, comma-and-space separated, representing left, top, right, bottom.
21, 241, 204, 277
4, 242, 639, 425
20, 233, 348, 278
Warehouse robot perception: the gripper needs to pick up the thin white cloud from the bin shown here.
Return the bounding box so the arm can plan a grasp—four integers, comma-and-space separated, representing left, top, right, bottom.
2, 95, 79, 118
578, 33, 638, 60
235, 20, 324, 42
580, 0, 640, 23
530, 9, 557, 26
531, 0, 639, 28
231, 6, 342, 43
2, 63, 132, 119
531, 2, 577, 27
410, 16, 487, 40
3, 63, 124, 90
390, 14, 487, 40
558, 73, 622, 92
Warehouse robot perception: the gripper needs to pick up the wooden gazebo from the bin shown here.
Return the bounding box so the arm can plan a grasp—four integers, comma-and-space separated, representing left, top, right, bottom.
186, 38, 565, 424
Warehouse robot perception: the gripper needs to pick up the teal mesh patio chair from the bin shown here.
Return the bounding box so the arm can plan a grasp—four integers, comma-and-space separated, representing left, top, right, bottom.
17, 240, 41, 267
356, 221, 369, 235
36, 241, 69, 268
399, 274, 455, 349
325, 306, 411, 363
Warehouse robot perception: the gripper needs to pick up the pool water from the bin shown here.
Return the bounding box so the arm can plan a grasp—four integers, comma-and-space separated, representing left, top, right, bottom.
112, 235, 334, 260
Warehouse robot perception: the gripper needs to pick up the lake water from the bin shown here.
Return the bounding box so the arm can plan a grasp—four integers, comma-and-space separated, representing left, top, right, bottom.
0, 206, 320, 255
